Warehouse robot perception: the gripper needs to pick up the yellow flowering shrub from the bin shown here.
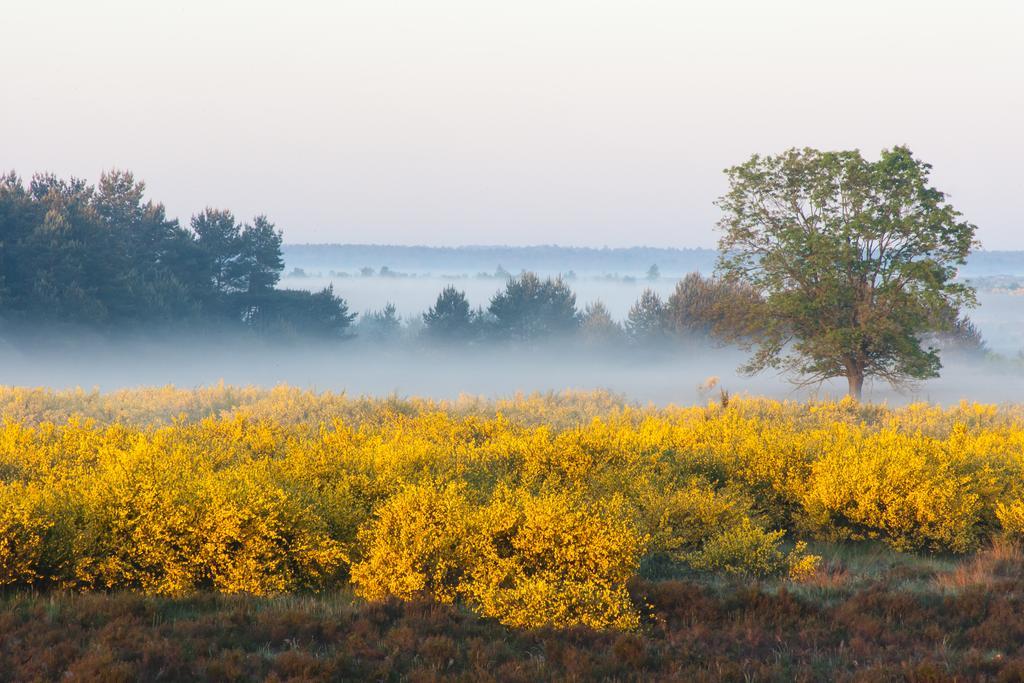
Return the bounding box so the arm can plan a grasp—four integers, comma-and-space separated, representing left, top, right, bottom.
996, 500, 1024, 540
799, 427, 988, 552
198, 460, 348, 594
466, 490, 647, 630
4, 386, 1024, 628
71, 439, 211, 594
0, 482, 53, 586
350, 481, 475, 603
684, 519, 819, 578
642, 479, 751, 557
638, 478, 816, 577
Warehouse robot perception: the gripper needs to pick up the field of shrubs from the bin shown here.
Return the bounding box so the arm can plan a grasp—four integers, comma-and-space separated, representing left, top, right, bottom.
5, 385, 1024, 679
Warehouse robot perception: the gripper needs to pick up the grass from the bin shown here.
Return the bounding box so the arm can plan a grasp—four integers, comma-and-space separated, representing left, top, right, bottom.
4, 542, 1024, 682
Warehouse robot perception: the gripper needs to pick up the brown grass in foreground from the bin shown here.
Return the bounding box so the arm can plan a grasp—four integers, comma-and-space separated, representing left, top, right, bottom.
5, 547, 1024, 683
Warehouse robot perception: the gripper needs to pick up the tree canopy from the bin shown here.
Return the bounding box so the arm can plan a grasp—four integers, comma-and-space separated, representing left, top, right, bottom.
715, 146, 978, 398
625, 289, 669, 346
423, 286, 476, 341
0, 169, 352, 337
487, 273, 579, 341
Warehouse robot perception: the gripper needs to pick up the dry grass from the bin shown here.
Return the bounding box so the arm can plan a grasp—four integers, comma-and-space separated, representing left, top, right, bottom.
7, 549, 1024, 682
934, 539, 1024, 591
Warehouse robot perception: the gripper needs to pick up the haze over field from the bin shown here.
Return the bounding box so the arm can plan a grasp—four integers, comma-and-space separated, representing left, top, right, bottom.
278, 245, 1024, 357
4, 240, 1023, 404
1, 336, 1021, 406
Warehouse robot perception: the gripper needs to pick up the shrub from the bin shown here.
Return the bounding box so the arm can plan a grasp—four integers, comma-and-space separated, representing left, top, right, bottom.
996, 500, 1024, 540
642, 479, 751, 557
466, 491, 647, 630
799, 428, 986, 552
4, 387, 1024, 630
0, 483, 52, 586
71, 442, 210, 594
199, 460, 348, 594
684, 518, 817, 578
350, 481, 474, 603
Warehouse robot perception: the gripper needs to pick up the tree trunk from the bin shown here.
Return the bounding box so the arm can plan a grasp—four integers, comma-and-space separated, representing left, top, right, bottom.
846, 371, 864, 401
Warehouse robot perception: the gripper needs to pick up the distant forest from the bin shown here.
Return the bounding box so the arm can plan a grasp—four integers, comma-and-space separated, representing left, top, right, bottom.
283, 244, 1024, 278
283, 244, 718, 275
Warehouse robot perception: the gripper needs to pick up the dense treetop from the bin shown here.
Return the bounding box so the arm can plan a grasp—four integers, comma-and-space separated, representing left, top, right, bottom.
716, 146, 979, 398
0, 170, 353, 336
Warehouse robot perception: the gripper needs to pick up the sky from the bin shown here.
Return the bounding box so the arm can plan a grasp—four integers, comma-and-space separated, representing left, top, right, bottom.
2, 0, 1021, 248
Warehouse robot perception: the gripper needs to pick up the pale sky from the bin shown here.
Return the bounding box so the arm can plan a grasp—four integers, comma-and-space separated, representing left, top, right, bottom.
3, 0, 1022, 247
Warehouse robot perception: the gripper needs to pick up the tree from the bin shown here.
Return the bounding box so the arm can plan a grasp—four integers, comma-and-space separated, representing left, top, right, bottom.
646, 264, 660, 281
191, 208, 245, 294
715, 146, 978, 399
357, 302, 402, 342
243, 285, 356, 338
625, 289, 669, 345
0, 168, 334, 337
19, 173, 111, 323
665, 272, 762, 341
488, 272, 579, 341
423, 286, 475, 342
238, 215, 284, 294
927, 302, 986, 355
93, 169, 202, 321
0, 172, 36, 313
579, 300, 624, 347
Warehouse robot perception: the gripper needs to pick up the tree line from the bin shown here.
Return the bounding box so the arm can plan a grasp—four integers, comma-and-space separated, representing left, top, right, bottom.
0, 170, 353, 336
413, 271, 759, 348
0, 168, 760, 348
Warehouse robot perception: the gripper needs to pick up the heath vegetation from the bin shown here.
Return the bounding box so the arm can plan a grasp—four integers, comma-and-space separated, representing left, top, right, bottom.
4, 388, 1024, 630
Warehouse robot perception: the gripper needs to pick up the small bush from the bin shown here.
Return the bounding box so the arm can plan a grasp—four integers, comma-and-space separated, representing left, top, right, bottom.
0, 483, 52, 586
684, 519, 817, 578
467, 491, 647, 630
350, 481, 474, 603
997, 500, 1024, 540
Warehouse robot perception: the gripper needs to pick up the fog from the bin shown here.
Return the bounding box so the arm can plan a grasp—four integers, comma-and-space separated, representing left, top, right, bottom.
968, 292, 1024, 357
284, 273, 1024, 357
3, 257, 1022, 406
1, 332, 1021, 407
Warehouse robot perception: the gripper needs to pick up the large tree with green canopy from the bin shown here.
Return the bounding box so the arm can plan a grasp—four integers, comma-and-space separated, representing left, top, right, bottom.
714, 146, 978, 399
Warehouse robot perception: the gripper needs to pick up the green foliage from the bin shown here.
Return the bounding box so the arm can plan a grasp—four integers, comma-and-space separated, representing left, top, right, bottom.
625, 289, 669, 345
240, 286, 356, 338
715, 146, 978, 397
665, 272, 763, 341
422, 286, 476, 342
356, 302, 402, 342
579, 300, 625, 347
487, 272, 579, 341
684, 519, 815, 577
0, 169, 353, 337
192, 208, 246, 294
239, 215, 285, 294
